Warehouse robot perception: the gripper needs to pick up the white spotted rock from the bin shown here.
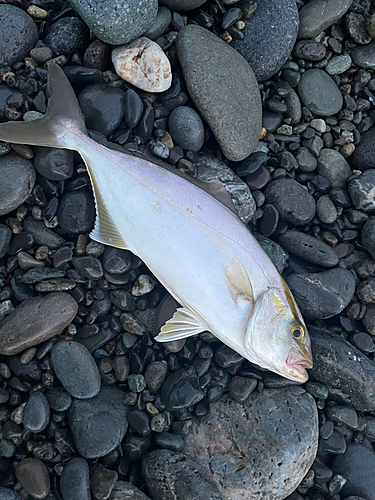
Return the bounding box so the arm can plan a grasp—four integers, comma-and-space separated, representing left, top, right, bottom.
112, 37, 172, 93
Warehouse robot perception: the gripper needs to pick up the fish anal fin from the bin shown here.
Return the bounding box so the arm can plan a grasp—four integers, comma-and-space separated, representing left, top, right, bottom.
154, 307, 208, 342
226, 258, 254, 304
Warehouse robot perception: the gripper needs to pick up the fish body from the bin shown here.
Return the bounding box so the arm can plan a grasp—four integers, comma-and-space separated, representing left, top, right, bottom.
0, 64, 313, 382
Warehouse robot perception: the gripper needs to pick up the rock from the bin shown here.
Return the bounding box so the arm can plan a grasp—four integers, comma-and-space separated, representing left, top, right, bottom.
78, 84, 126, 137
72, 256, 103, 280
0, 224, 11, 258
176, 388, 318, 500
90, 464, 118, 500
23, 392, 50, 433
287, 269, 356, 320
333, 444, 375, 500
176, 25, 262, 162
60, 458, 91, 500
124, 90, 144, 128
142, 449, 222, 500
23, 217, 65, 249
33, 147, 74, 181
112, 38, 171, 93
131, 275, 155, 296
68, 386, 128, 458
326, 54, 352, 75
363, 304, 375, 335
15, 458, 50, 500
51, 341, 101, 399
253, 233, 289, 273
21, 267, 65, 285
44, 17, 88, 58
46, 387, 72, 412
144, 6, 172, 40
0, 153, 36, 216
154, 432, 185, 452
161, 366, 204, 411
58, 191, 96, 234
168, 106, 204, 152
316, 195, 338, 224
348, 170, 375, 213
350, 128, 375, 170
264, 178, 316, 226
232, 0, 299, 81
145, 361, 168, 392
0, 293, 77, 355
109, 481, 151, 500
0, 488, 22, 500
0, 5, 38, 66
68, 0, 157, 45
228, 376, 257, 402
194, 155, 256, 224
351, 41, 375, 69
298, 0, 353, 39
317, 149, 352, 188
294, 40, 326, 61
297, 69, 343, 117
159, 0, 206, 11
278, 231, 339, 267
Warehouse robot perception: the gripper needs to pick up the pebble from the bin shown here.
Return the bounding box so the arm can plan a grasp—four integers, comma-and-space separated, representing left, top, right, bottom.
326, 54, 352, 75
327, 405, 358, 429
20, 267, 65, 284
287, 269, 355, 320
0, 154, 36, 217
0, 224, 11, 258
348, 170, 375, 213
0, 488, 23, 500
103, 247, 132, 274
51, 341, 101, 399
161, 366, 204, 410
0, 5, 38, 66
0, 293, 77, 355
69, 0, 157, 45
142, 449, 222, 500
298, 0, 353, 39
128, 374, 146, 393
228, 376, 257, 402
78, 84, 126, 137
72, 256, 103, 280
144, 7, 172, 40
232, 0, 299, 81
145, 361, 168, 392
15, 458, 50, 500
254, 233, 289, 273
60, 458, 91, 500
316, 195, 338, 224
33, 147, 74, 181
350, 128, 375, 170
309, 326, 375, 412
278, 231, 339, 267
128, 410, 151, 436
68, 387, 128, 458
159, 0, 206, 11
112, 38, 171, 93
178, 388, 318, 499
357, 279, 375, 304
176, 24, 262, 162
297, 69, 343, 117
90, 464, 118, 500
23, 392, 50, 433
58, 191, 96, 235
46, 387, 72, 412
109, 481, 151, 500
296, 147, 318, 172
363, 304, 375, 335
154, 432, 185, 452
23, 217, 65, 249
351, 41, 375, 69
264, 178, 316, 226
168, 106, 204, 152
44, 17, 88, 58
317, 149, 352, 188
124, 90, 144, 129
294, 40, 326, 61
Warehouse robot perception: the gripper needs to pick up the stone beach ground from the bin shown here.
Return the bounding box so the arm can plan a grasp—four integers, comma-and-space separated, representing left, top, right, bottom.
0, 0, 375, 499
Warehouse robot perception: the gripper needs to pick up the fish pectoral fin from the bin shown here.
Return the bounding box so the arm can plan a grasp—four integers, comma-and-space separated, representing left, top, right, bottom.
154, 307, 208, 342
225, 258, 254, 304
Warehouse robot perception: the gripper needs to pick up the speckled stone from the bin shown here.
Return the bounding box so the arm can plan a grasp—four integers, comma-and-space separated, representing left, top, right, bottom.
0, 154, 36, 216
60, 458, 91, 500
317, 149, 352, 188
159, 0, 206, 11
351, 41, 375, 69
298, 0, 353, 39
297, 69, 343, 117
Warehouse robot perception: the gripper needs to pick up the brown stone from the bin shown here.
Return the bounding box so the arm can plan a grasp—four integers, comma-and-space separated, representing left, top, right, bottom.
16, 458, 50, 499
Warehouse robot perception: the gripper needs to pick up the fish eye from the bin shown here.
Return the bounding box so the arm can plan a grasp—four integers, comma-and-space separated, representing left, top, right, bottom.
291, 324, 305, 341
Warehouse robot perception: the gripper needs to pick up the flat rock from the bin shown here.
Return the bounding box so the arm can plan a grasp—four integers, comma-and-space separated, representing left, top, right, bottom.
298, 0, 353, 39
24, 217, 65, 249
287, 269, 356, 320
317, 149, 352, 188
15, 458, 50, 500
176, 388, 318, 500
67, 0, 158, 45
176, 25, 261, 162
233, 0, 299, 81
0, 293, 78, 355
159, 0, 206, 11
297, 69, 343, 117
60, 458, 91, 500
0, 153, 36, 216
350, 128, 375, 170
348, 170, 375, 213
351, 41, 375, 69
33, 147, 74, 181
278, 231, 339, 267
58, 191, 96, 235
68, 386, 128, 458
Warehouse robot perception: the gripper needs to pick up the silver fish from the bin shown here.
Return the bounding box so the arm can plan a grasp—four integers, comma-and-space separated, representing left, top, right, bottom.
0, 64, 313, 382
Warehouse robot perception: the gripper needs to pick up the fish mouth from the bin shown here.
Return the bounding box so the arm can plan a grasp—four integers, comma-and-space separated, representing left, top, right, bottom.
285, 346, 313, 382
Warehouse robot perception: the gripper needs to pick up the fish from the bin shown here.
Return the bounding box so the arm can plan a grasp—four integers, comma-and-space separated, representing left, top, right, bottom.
0, 63, 313, 382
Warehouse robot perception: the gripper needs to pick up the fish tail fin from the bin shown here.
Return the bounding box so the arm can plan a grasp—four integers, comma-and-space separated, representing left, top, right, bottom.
0, 63, 87, 150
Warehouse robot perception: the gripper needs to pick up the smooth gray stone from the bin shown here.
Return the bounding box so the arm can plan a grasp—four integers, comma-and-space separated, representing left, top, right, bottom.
109, 481, 151, 500
0, 224, 11, 259
159, 0, 206, 11
253, 233, 289, 273
23, 392, 50, 433
361, 218, 375, 259
351, 41, 375, 69
0, 293, 78, 355
0, 488, 23, 500
317, 149, 352, 188
278, 231, 339, 267
67, 0, 158, 45
298, 0, 353, 39
233, 0, 299, 81
175, 388, 318, 500
24, 217, 65, 249
297, 69, 343, 117
176, 25, 262, 162
168, 106, 204, 152
0, 153, 36, 216
350, 128, 375, 170
61, 458, 91, 500
33, 147, 74, 181
51, 341, 101, 399
144, 6, 172, 40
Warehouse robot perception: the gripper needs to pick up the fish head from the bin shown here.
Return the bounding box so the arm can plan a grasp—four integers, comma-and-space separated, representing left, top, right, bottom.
244, 285, 312, 383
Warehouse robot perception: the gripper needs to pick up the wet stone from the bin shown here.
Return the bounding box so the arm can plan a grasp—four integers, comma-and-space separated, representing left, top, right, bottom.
278, 231, 339, 267
145, 361, 168, 392
20, 267, 66, 284
46, 387, 72, 412
109, 481, 151, 500
294, 40, 326, 61
60, 458, 90, 500
154, 432, 185, 452
317, 195, 338, 224
161, 366, 204, 410
254, 233, 289, 274
298, 69, 343, 117
228, 376, 257, 403
24, 217, 65, 249
110, 290, 135, 311
327, 406, 358, 429
320, 429, 347, 455
318, 149, 352, 188
33, 147, 74, 181
326, 54, 352, 75
168, 106, 204, 152
23, 392, 50, 433
103, 247, 133, 274
128, 374, 146, 393
363, 304, 375, 335
131, 275, 155, 297
124, 89, 144, 129
0, 224, 11, 258
128, 410, 151, 436
215, 345, 243, 368
298, 0, 353, 39
348, 170, 375, 213
144, 6, 172, 40
235, 151, 267, 177
361, 218, 375, 260
58, 191, 95, 234
72, 256, 103, 280
351, 41, 375, 69
350, 128, 375, 171
15, 458, 50, 500
90, 464, 118, 500
350, 332, 375, 353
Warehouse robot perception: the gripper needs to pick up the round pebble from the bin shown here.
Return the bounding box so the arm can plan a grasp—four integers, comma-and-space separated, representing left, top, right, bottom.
15, 458, 50, 500
23, 392, 50, 433
60, 458, 90, 500
0, 154, 36, 217
168, 106, 205, 152
297, 69, 343, 117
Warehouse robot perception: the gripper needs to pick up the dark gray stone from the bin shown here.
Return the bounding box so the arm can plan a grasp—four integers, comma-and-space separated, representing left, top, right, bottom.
109, 481, 151, 500
154, 433, 185, 452
361, 218, 375, 259
298, 0, 353, 39
60, 458, 91, 500
15, 458, 50, 500
0, 224, 11, 259
0, 154, 36, 216
46, 387, 72, 412
72, 256, 103, 280
0, 293, 78, 355
68, 387, 128, 458
176, 388, 318, 500
0, 5, 38, 66
232, 0, 299, 81
297, 69, 343, 117
317, 149, 352, 188
44, 17, 88, 58
33, 147, 74, 181
168, 106, 204, 152
24, 217, 65, 249
144, 6, 172, 40
20, 267, 66, 284
58, 191, 96, 234
294, 40, 326, 61
0, 487, 23, 500
363, 304, 375, 335
161, 366, 204, 411
90, 464, 118, 500
68, 0, 158, 45
350, 128, 375, 170
278, 231, 339, 267
51, 341, 101, 399
159, 0, 206, 11
142, 449, 223, 500
351, 41, 375, 69
348, 170, 375, 213
23, 392, 50, 433
286, 269, 356, 320
176, 24, 261, 162
253, 233, 289, 273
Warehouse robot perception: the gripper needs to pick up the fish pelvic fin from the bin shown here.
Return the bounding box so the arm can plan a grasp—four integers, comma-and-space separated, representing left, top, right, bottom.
225, 258, 254, 304
0, 63, 87, 150
155, 307, 208, 342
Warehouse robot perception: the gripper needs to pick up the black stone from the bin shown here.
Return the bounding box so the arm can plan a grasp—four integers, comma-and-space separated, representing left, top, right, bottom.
124, 89, 144, 129
44, 17, 88, 57
161, 366, 204, 411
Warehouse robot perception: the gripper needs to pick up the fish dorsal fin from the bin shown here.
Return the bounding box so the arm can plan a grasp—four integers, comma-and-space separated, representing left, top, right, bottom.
154, 307, 208, 342
226, 258, 254, 304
